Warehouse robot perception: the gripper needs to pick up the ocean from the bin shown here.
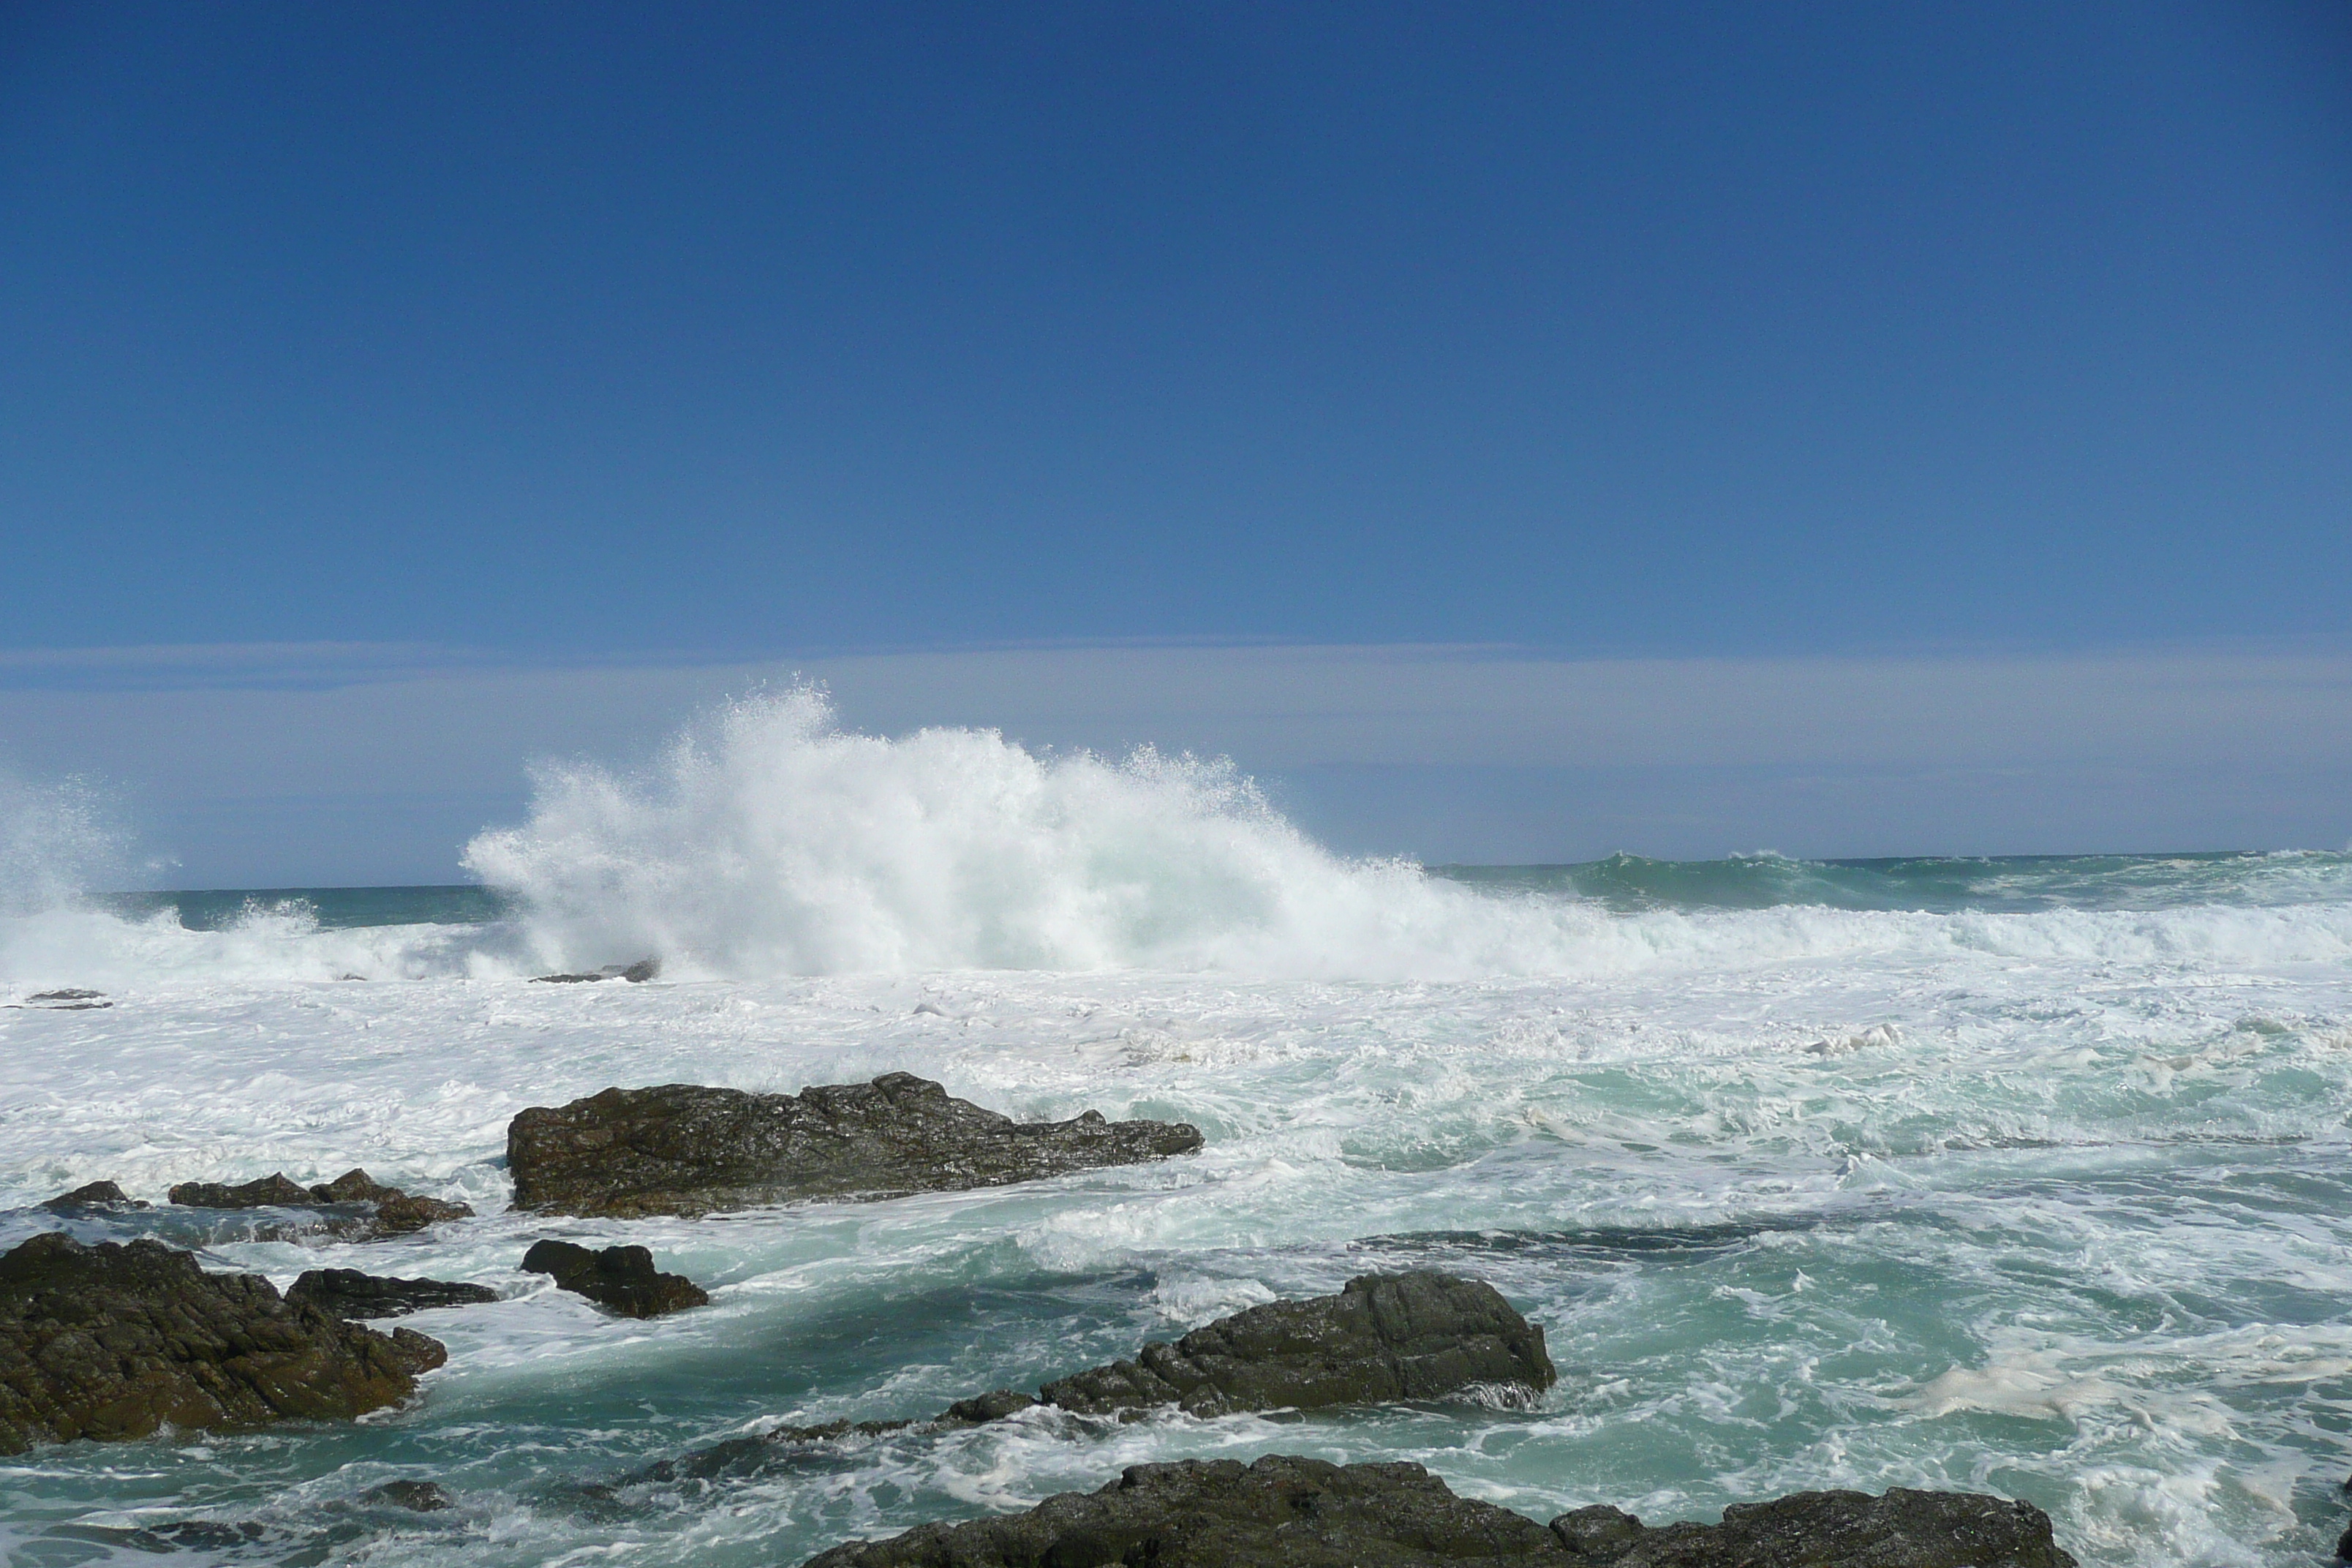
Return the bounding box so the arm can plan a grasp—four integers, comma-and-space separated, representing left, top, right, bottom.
4, 691, 2351, 1566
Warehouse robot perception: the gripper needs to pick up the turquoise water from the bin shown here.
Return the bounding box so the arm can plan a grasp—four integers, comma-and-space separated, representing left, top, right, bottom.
101, 849, 2352, 930
5, 844, 2352, 1567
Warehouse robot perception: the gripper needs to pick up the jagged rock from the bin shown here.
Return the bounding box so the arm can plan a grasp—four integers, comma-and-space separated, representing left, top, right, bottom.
1033, 1272, 1553, 1419
168, 1173, 317, 1208
507, 1072, 1205, 1218
0, 1232, 445, 1455
362, 1480, 452, 1511
799, 1456, 2076, 1568
41, 1180, 149, 1210
1546, 1489, 2077, 1565
532, 972, 608, 983
521, 1240, 709, 1318
286, 1268, 500, 1319
29, 989, 105, 1001
165, 1169, 473, 1238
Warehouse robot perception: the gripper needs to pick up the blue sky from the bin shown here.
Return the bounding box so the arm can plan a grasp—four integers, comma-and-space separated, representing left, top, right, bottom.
2, 3, 2348, 882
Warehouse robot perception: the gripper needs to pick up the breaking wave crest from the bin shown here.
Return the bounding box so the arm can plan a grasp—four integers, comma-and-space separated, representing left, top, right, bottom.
461, 690, 2352, 982
461, 687, 1599, 979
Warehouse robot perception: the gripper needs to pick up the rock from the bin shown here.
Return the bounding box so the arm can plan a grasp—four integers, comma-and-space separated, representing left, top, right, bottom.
286, 1268, 500, 1319
361, 1479, 452, 1512
521, 1240, 709, 1317
1548, 1488, 2078, 1566
0, 1232, 445, 1455
942, 1389, 1039, 1424
530, 960, 657, 984
507, 1072, 1205, 1218
1033, 1271, 1553, 1419
166, 1168, 474, 1239
309, 1169, 399, 1203
647, 1273, 1545, 1485
799, 1457, 2077, 1568
21, 989, 110, 1009
372, 1193, 475, 1233
802, 1455, 1570, 1568
41, 1180, 149, 1210
168, 1173, 317, 1208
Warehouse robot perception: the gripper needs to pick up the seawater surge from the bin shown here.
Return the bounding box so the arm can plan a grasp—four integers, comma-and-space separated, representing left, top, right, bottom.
2, 701, 2351, 1565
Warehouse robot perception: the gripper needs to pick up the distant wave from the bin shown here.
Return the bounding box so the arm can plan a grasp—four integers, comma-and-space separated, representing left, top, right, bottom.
456, 688, 2352, 982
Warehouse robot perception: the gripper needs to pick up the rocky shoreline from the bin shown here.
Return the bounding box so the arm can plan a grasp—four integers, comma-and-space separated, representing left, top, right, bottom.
6, 1071, 2097, 1565
0, 1233, 445, 1455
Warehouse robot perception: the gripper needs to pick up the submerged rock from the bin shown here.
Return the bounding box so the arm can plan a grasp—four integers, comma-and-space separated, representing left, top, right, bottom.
800, 1456, 2076, 1568
361, 1479, 453, 1512
40, 1180, 150, 1211
0, 1232, 445, 1455
507, 1072, 1204, 1218
286, 1268, 500, 1319
521, 1240, 709, 1318
165, 1168, 473, 1238
1031, 1271, 1553, 1419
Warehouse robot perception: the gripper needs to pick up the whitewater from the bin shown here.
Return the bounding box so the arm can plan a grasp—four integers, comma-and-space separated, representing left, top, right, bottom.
5, 690, 2352, 1567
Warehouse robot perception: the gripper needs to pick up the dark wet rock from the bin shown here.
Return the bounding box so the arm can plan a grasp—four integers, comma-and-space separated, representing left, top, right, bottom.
309, 1169, 400, 1203
29, 989, 105, 1002
802, 1455, 1569, 1568
19, 988, 111, 1009
521, 1240, 709, 1318
531, 960, 659, 984
169, 1172, 317, 1208
372, 1193, 475, 1232
507, 1072, 1205, 1218
647, 1273, 1546, 1488
1548, 1488, 2078, 1566
41, 1180, 150, 1211
1033, 1272, 1553, 1419
166, 1168, 474, 1239
362, 1479, 452, 1512
287, 1268, 500, 1319
943, 1388, 1039, 1425
800, 1457, 2077, 1568
0, 1232, 446, 1455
